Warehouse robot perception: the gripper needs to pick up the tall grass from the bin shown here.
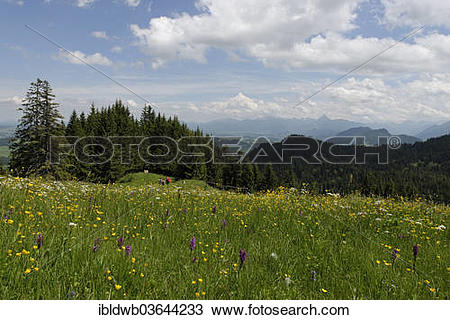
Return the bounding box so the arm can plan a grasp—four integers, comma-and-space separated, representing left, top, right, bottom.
0, 174, 448, 299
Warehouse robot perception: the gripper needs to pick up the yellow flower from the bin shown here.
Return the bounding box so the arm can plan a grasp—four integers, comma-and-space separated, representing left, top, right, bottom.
140, 273, 144, 278
131, 258, 136, 263
192, 281, 197, 285
195, 292, 200, 298
202, 292, 206, 296
24, 268, 31, 274
107, 276, 112, 281
321, 288, 328, 293
203, 258, 208, 262
106, 270, 111, 274
115, 284, 122, 290
198, 278, 203, 283
429, 288, 436, 293
446, 267, 450, 272
33, 267, 39, 271
376, 260, 381, 265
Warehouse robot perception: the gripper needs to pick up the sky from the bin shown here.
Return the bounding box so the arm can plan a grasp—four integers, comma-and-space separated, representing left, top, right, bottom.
0, 0, 450, 125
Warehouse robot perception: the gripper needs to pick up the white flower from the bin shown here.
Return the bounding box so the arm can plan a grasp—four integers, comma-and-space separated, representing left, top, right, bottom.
270, 252, 278, 260
69, 222, 77, 227
284, 277, 291, 286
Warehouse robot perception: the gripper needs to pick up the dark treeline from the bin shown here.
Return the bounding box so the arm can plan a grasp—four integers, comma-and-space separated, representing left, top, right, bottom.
248, 135, 450, 202
63, 101, 287, 190
7, 79, 450, 203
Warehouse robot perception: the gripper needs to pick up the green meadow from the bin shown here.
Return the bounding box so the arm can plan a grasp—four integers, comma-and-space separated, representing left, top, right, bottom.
0, 173, 448, 300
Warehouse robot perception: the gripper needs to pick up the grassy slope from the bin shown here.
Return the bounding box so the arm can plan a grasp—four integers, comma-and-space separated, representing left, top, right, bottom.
0, 173, 448, 300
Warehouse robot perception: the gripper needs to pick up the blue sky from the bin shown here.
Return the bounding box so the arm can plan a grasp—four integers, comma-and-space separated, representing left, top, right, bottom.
1, 0, 449, 125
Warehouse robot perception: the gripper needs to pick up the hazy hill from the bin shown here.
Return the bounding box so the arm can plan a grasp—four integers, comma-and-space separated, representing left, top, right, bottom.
191, 115, 362, 140
417, 121, 450, 140
329, 127, 421, 145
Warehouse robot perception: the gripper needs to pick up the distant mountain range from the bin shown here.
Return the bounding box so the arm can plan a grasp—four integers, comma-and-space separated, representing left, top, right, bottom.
329, 127, 421, 145
417, 121, 450, 140
191, 116, 449, 143
190, 115, 363, 140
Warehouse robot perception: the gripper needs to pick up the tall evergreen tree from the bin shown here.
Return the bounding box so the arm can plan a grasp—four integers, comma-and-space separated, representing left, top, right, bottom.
10, 79, 67, 178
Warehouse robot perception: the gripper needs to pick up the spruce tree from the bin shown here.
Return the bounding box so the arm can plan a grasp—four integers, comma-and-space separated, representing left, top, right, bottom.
10, 79, 67, 178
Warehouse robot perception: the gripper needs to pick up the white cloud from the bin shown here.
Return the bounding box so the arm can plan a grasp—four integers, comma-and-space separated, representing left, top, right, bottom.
77, 0, 96, 7
130, 0, 450, 75
131, 0, 363, 69
124, 0, 140, 7
184, 92, 284, 120
126, 99, 138, 107
56, 49, 113, 66
381, 0, 450, 28
91, 31, 109, 39
0, 96, 23, 105
111, 46, 123, 53
306, 75, 450, 122
176, 74, 450, 123
250, 32, 450, 74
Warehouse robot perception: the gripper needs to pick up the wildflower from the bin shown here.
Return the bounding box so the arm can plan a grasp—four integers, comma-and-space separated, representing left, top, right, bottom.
212, 206, 217, 214
125, 245, 131, 255
270, 252, 278, 260
190, 236, 196, 251
221, 219, 226, 230
413, 244, 418, 259
321, 288, 328, 293
198, 278, 203, 283
239, 249, 247, 267
311, 270, 317, 281
115, 284, 122, 290
93, 245, 98, 253
192, 256, 198, 263
285, 277, 291, 286
195, 292, 200, 298
24, 268, 31, 274
391, 249, 399, 263
131, 257, 136, 263
429, 288, 436, 293
117, 237, 124, 248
